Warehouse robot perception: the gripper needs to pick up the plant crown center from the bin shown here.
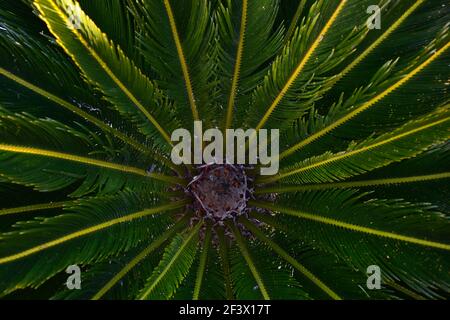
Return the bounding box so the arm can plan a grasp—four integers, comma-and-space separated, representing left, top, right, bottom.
188, 163, 251, 223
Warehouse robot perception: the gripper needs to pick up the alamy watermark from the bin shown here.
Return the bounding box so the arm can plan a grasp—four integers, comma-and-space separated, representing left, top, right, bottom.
170, 121, 279, 175
367, 5, 381, 30
366, 265, 381, 290
67, 3, 82, 30
66, 264, 81, 290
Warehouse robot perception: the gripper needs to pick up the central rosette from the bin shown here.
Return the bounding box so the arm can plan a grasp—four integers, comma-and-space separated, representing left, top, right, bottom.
188, 164, 250, 223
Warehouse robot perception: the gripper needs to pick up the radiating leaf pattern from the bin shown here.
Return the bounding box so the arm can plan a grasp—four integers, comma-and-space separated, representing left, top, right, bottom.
0, 0, 448, 300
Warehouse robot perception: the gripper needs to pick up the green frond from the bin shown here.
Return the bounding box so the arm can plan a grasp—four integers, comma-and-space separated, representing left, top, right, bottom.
0, 200, 70, 217
327, 0, 447, 96
193, 225, 212, 299
0, 68, 180, 172
130, 0, 215, 127
350, 143, 450, 213
0, 191, 181, 295
34, 0, 178, 148
52, 245, 165, 300
218, 0, 284, 129
262, 107, 450, 184
257, 172, 450, 195
281, 29, 449, 160
193, 243, 225, 300
91, 215, 190, 300
171, 236, 226, 300
77, 0, 136, 60
250, 189, 450, 298
0, 13, 179, 170
246, 0, 369, 130
217, 226, 234, 300
0, 112, 180, 196
251, 195, 450, 250
334, 0, 425, 83
0, 11, 181, 171
240, 218, 340, 300
229, 229, 309, 300
283, 0, 307, 44
246, 217, 393, 299
138, 222, 201, 300
229, 224, 270, 299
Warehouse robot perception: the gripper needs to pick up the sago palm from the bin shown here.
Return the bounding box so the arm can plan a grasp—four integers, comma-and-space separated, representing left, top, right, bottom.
0, 0, 449, 300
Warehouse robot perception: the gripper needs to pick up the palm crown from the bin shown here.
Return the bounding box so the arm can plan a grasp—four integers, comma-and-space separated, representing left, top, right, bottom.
0, 0, 449, 300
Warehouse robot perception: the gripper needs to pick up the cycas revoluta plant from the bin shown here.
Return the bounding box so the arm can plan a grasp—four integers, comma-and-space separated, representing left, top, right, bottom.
0, 0, 449, 300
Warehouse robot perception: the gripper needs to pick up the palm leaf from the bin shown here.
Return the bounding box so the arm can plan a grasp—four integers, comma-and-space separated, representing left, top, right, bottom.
281, 30, 449, 160
0, 191, 183, 295
138, 222, 201, 300
262, 106, 450, 184
130, 0, 215, 126
218, 0, 284, 129
0, 0, 448, 300
0, 112, 180, 196
251, 190, 450, 298
34, 0, 178, 148
229, 235, 309, 300
245, 0, 370, 130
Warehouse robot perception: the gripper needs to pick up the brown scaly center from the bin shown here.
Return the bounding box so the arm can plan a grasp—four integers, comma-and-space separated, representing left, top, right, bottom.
188, 163, 251, 225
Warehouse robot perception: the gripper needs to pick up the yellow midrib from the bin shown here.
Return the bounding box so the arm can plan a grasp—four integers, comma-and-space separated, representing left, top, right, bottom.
264, 114, 450, 183
231, 223, 270, 300
256, 172, 450, 194
138, 222, 202, 300
385, 281, 426, 300
91, 216, 189, 300
164, 0, 199, 122
36, 0, 172, 145
217, 227, 234, 300
0, 68, 154, 156
255, 0, 348, 131
338, 0, 426, 79
241, 218, 341, 300
224, 0, 248, 129
0, 199, 189, 264
0, 67, 184, 175
280, 41, 450, 160
250, 200, 450, 251
0, 201, 69, 216
0, 143, 183, 185
193, 225, 212, 300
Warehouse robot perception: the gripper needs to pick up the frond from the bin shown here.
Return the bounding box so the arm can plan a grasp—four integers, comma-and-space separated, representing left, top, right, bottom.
327, 0, 447, 96
34, 0, 178, 148
193, 225, 212, 299
130, 0, 215, 127
229, 237, 309, 300
241, 218, 340, 300
77, 0, 136, 60
217, 226, 234, 299
263, 106, 450, 184
171, 233, 226, 300
0, 112, 179, 196
281, 26, 449, 161
251, 190, 450, 298
138, 223, 201, 300
0, 0, 448, 301
246, 0, 369, 130
0, 191, 181, 295
53, 245, 164, 300
218, 0, 284, 129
